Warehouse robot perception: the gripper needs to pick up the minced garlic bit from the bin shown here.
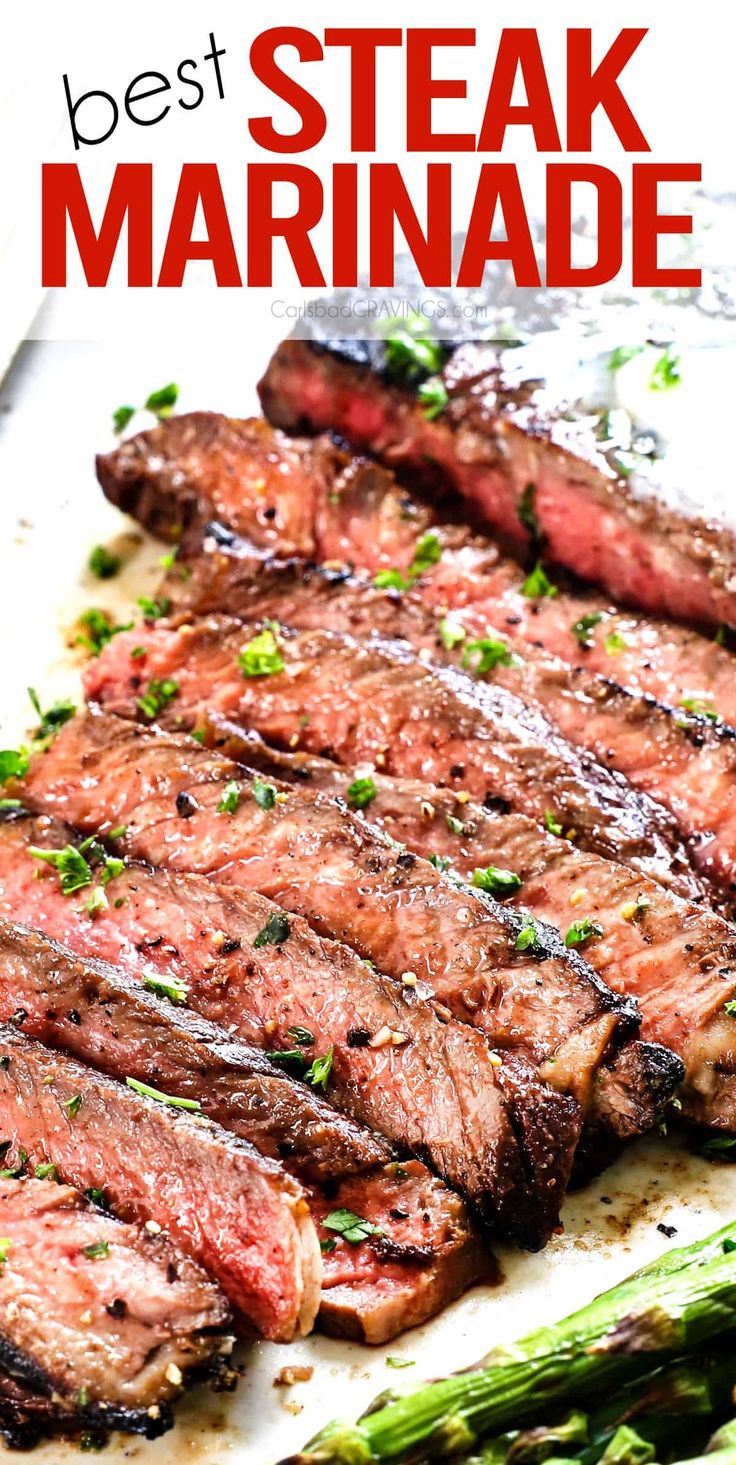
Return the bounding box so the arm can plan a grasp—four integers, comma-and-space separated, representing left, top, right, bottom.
251, 477, 267, 495
401, 971, 418, 988
569, 888, 587, 907
273, 1365, 314, 1387
211, 930, 228, 950
165, 1364, 183, 1387
488, 1052, 503, 1068
455, 791, 471, 805
147, 1406, 161, 1420
368, 1025, 409, 1048
79, 1310, 92, 1326
456, 908, 471, 925
145, 1219, 162, 1235
289, 733, 300, 748
275, 791, 288, 805
264, 1019, 277, 1036
420, 800, 435, 819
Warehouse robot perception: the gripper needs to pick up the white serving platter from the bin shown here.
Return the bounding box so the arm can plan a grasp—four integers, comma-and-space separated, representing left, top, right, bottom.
1, 334, 735, 1465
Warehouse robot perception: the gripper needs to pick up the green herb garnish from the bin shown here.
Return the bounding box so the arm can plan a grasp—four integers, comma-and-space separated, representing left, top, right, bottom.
83, 1241, 110, 1261
143, 973, 189, 1005
515, 921, 541, 953
605, 631, 627, 655
125, 1078, 200, 1110
428, 853, 451, 872
386, 1357, 415, 1370
472, 866, 522, 897
608, 344, 645, 372
217, 781, 241, 815
62, 1094, 83, 1118
76, 609, 133, 656
461, 638, 516, 675
306, 1047, 334, 1092
572, 612, 603, 648
347, 776, 377, 810
649, 346, 681, 391
144, 383, 179, 417
253, 778, 277, 810
34, 1162, 58, 1181
28, 688, 76, 748
384, 330, 444, 384
679, 696, 719, 724
522, 562, 557, 600
89, 545, 121, 580
287, 1026, 314, 1047
418, 377, 448, 420
544, 809, 563, 837
112, 405, 136, 434
253, 912, 291, 949
438, 618, 466, 651
0, 749, 28, 783
137, 596, 171, 621
136, 678, 179, 721
322, 1209, 384, 1244
29, 844, 92, 895
565, 917, 604, 948
238, 626, 284, 678
518, 483, 540, 542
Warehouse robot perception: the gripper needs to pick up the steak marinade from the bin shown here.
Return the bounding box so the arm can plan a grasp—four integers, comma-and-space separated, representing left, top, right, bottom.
6, 721, 577, 1249
0, 905, 486, 1344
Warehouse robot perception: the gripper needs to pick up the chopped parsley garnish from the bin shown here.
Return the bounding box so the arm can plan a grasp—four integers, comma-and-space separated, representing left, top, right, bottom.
572, 612, 603, 648
386, 1357, 415, 1369
461, 637, 516, 675
82, 1241, 110, 1261
0, 799, 22, 813
679, 696, 719, 724
143, 973, 189, 1005
438, 618, 466, 651
29, 844, 92, 895
137, 595, 171, 621
145, 383, 179, 417
0, 749, 28, 783
253, 912, 291, 949
253, 778, 277, 810
518, 483, 540, 542
608, 344, 645, 373
418, 377, 448, 420
125, 1077, 200, 1110
384, 329, 444, 384
445, 814, 464, 835
108, 825, 127, 840
724, 1000, 736, 1018
472, 866, 522, 897
649, 346, 681, 392
515, 920, 541, 953
76, 609, 133, 656
287, 1026, 314, 1047
136, 677, 179, 721
374, 532, 442, 592
715, 624, 729, 648
347, 776, 377, 810
130, 646, 148, 660
320, 1237, 337, 1254
158, 546, 179, 570
0, 1148, 27, 1180
238, 625, 284, 678
34, 1162, 58, 1181
267, 1048, 308, 1074
85, 1188, 106, 1207
0, 1239, 10, 1267
565, 917, 604, 948
522, 562, 557, 600
217, 781, 241, 815
84, 887, 108, 918
604, 631, 627, 655
322, 1208, 384, 1244
112, 405, 136, 434
89, 545, 121, 580
544, 809, 564, 837
428, 853, 451, 872
28, 688, 76, 749
701, 1134, 736, 1162
62, 1094, 83, 1118
305, 1047, 334, 1092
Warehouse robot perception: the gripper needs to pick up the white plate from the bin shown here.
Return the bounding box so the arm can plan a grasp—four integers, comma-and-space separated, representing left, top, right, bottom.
1, 338, 735, 1465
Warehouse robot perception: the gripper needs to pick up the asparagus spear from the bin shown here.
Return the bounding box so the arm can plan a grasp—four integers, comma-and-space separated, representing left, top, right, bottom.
293, 1224, 736, 1464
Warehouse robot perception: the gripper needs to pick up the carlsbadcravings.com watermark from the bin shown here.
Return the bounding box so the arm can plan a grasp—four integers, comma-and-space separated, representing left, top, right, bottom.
271, 296, 496, 322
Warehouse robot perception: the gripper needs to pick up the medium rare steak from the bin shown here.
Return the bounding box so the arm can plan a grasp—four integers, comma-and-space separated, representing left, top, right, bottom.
8, 723, 568, 1249
0, 1177, 229, 1443
257, 336, 736, 632
101, 411, 736, 733
224, 729, 736, 1132
0, 1014, 319, 1340
0, 905, 485, 1344
86, 612, 695, 898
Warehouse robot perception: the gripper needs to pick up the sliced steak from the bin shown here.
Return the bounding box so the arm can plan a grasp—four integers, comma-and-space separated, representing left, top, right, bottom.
102, 411, 736, 731
0, 1176, 229, 1442
166, 545, 734, 901
222, 728, 735, 1131
257, 336, 736, 632
86, 611, 695, 899
0, 1013, 319, 1340
0, 903, 485, 1344
8, 723, 568, 1248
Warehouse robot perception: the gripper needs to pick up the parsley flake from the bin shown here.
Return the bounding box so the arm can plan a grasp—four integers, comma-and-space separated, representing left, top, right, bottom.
76, 609, 133, 656
522, 563, 557, 600
136, 678, 179, 721
83, 1241, 110, 1261
544, 810, 564, 837
253, 912, 291, 949
461, 638, 516, 675
89, 546, 121, 580
515, 921, 541, 953
238, 626, 284, 678
125, 1078, 200, 1111
418, 377, 448, 420
217, 781, 241, 815
143, 973, 189, 1005
565, 917, 604, 948
322, 1209, 384, 1244
347, 776, 377, 810
472, 866, 522, 897
253, 778, 277, 810
305, 1047, 334, 1092
572, 612, 603, 648
438, 618, 466, 651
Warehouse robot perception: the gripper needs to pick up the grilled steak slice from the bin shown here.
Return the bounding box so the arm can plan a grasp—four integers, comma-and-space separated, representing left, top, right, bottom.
103, 412, 736, 735
165, 545, 729, 899
0, 1014, 319, 1340
221, 729, 735, 1130
86, 611, 694, 898
257, 336, 736, 631
75, 659, 646, 1116
0, 1177, 229, 1443
0, 905, 485, 1344
12, 713, 583, 1248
